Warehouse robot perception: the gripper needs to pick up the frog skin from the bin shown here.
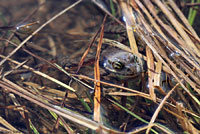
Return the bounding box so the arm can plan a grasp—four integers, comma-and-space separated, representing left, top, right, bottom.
100, 47, 180, 91
100, 48, 146, 76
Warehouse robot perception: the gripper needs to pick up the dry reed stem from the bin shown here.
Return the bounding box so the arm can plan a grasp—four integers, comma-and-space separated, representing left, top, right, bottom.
135, 0, 167, 39
0, 54, 76, 92
93, 15, 106, 122
0, 0, 82, 66
146, 46, 156, 102
176, 103, 199, 134
128, 0, 200, 101
167, 0, 199, 39
99, 38, 171, 73
73, 74, 177, 106
154, 60, 162, 87
143, 0, 200, 71
0, 79, 120, 133
0, 38, 93, 90
119, 1, 138, 54
153, 0, 200, 66
145, 82, 180, 134
0, 116, 21, 133
1, 0, 200, 133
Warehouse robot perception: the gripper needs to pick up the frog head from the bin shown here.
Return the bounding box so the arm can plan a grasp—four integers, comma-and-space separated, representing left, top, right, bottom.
100, 48, 144, 76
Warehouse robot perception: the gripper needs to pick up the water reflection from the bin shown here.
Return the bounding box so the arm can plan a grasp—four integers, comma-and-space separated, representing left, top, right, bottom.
16, 21, 39, 34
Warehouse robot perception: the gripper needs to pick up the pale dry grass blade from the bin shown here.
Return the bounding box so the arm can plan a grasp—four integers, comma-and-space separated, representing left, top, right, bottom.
0, 54, 76, 92
153, 0, 200, 56
154, 60, 162, 87
0, 0, 82, 66
0, 78, 121, 133
167, 0, 199, 39
145, 82, 180, 134
0, 116, 21, 133
118, 1, 138, 54
146, 46, 156, 101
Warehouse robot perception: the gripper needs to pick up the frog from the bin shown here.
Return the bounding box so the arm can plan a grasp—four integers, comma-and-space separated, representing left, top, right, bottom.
100, 47, 181, 92
100, 47, 147, 92
100, 47, 145, 77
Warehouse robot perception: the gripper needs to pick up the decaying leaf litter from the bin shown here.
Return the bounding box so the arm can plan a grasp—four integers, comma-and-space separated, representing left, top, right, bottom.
0, 0, 200, 133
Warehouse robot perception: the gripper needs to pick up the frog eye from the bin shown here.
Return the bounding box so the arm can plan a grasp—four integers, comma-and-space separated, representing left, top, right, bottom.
112, 61, 124, 70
